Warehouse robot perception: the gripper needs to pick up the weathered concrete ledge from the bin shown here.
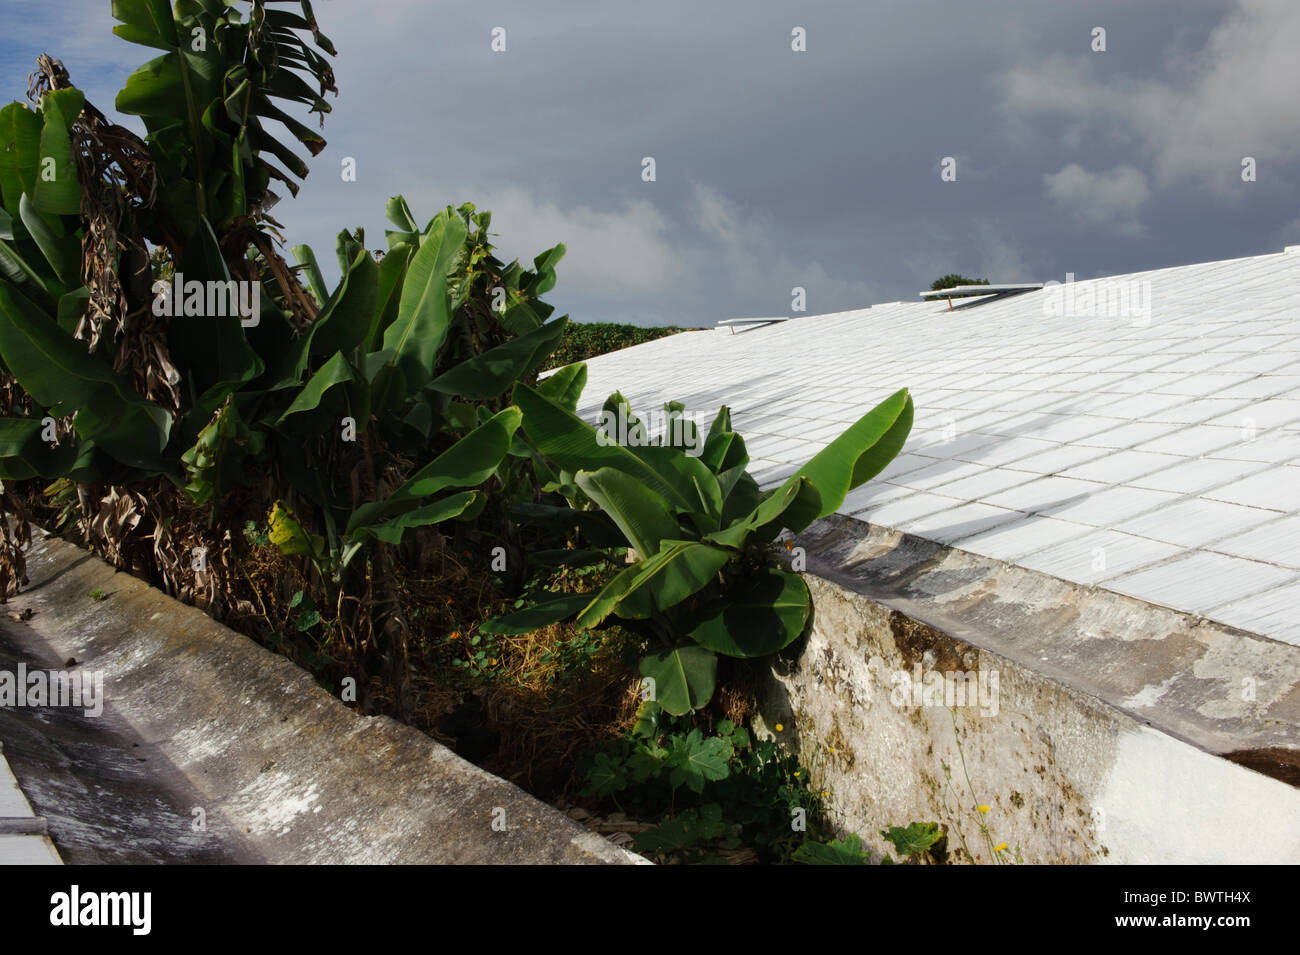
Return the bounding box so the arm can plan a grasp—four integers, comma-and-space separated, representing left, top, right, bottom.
0, 740, 60, 863
757, 514, 1300, 864
0, 529, 644, 864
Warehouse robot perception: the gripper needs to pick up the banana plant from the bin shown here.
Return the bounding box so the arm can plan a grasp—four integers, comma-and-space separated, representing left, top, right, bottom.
0, 0, 339, 491
244, 201, 567, 720
0, 0, 584, 731
484, 372, 914, 715
163, 197, 569, 605
112, 0, 338, 271
0, 0, 571, 633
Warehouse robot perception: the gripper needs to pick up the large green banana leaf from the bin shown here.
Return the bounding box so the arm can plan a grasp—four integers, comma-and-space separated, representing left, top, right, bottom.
640, 644, 717, 716
0, 418, 80, 479
687, 569, 810, 658
347, 489, 480, 547
573, 466, 679, 559
31, 88, 84, 217
343, 406, 520, 534
478, 592, 595, 636
776, 388, 913, 533
0, 284, 170, 469
0, 104, 42, 219
18, 196, 78, 289
536, 362, 587, 412
383, 214, 467, 393
611, 539, 731, 618
514, 381, 720, 518
426, 316, 568, 400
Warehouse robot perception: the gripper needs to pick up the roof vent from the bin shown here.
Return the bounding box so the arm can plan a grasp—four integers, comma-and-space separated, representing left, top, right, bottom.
920, 283, 1044, 311
717, 316, 788, 334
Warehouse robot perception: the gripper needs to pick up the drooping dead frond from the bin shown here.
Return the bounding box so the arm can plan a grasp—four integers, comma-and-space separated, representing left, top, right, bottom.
0, 483, 31, 601
88, 486, 147, 568
27, 55, 182, 412
246, 227, 319, 330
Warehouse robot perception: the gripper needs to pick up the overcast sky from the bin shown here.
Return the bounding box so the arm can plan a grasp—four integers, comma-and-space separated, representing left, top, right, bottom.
4, 0, 1299, 326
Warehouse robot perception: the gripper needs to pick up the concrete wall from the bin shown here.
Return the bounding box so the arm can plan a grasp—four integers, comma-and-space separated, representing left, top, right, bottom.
0, 530, 644, 865
755, 516, 1300, 864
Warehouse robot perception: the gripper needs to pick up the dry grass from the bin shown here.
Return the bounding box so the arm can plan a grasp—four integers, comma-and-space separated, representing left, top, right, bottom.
373, 551, 645, 797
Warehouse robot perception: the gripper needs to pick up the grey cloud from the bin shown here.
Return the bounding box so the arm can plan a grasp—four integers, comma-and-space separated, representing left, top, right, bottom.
2, 0, 1295, 326
1044, 164, 1151, 237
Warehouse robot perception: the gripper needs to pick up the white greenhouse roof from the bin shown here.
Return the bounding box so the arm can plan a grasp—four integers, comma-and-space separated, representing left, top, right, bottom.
576, 248, 1300, 646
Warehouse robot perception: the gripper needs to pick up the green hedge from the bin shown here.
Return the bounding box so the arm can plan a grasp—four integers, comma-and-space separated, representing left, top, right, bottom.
544, 322, 689, 370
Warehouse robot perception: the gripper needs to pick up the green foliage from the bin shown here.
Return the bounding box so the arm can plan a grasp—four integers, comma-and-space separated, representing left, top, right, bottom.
791, 833, 871, 865
880, 821, 944, 858
287, 589, 321, 632
792, 822, 945, 865
0, 0, 340, 490
0, 10, 565, 495
544, 322, 689, 370
450, 628, 499, 674
486, 383, 913, 714
930, 274, 989, 291
111, 0, 337, 234
241, 519, 270, 547
929, 275, 993, 303
0, 280, 172, 472
634, 804, 735, 855
639, 645, 718, 716
186, 196, 567, 630
532, 625, 603, 678
578, 703, 824, 863
663, 727, 734, 792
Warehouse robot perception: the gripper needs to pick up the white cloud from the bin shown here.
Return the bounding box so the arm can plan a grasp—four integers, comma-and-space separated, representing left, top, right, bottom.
1043, 164, 1151, 236
1001, 0, 1300, 188
469, 188, 684, 297
1158, 0, 1300, 181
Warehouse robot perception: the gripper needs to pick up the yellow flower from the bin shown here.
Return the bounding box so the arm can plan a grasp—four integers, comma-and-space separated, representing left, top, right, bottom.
775, 723, 784, 732
977, 805, 991, 814
994, 842, 1007, 852
794, 770, 801, 777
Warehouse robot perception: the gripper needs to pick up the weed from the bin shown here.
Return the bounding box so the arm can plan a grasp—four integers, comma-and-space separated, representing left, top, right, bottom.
577, 701, 829, 863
